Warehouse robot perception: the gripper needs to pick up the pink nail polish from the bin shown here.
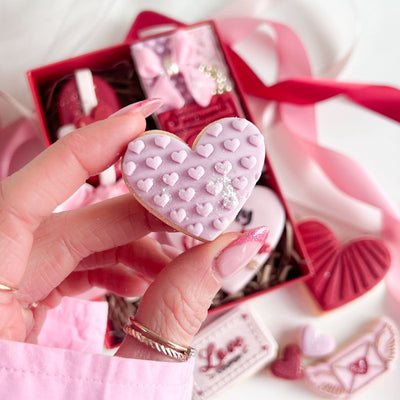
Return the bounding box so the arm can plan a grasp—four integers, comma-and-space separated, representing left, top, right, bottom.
108, 98, 163, 119
214, 226, 269, 279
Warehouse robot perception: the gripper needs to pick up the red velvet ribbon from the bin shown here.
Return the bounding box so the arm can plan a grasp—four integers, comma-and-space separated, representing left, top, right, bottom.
227, 48, 400, 123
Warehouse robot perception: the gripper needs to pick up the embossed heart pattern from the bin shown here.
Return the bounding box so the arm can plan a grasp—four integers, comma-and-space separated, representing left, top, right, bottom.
122, 118, 265, 241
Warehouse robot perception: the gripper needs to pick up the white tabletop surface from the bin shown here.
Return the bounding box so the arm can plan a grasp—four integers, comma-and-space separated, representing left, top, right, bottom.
0, 1, 399, 399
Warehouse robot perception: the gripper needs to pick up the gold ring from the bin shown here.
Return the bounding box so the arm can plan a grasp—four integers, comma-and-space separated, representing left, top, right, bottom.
0, 282, 18, 292
123, 318, 196, 362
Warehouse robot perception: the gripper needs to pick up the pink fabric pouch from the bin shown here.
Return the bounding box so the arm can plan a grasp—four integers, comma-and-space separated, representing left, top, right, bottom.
37, 297, 109, 353
0, 297, 195, 399
0, 339, 195, 399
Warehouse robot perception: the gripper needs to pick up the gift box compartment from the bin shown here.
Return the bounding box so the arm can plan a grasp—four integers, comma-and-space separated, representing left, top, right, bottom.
27, 44, 152, 147
26, 12, 312, 332
27, 19, 248, 145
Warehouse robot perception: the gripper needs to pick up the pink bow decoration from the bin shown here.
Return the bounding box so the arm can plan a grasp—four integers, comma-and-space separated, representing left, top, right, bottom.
133, 30, 216, 109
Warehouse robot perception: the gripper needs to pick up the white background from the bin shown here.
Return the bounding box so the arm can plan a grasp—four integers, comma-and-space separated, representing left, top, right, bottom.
0, 1, 399, 399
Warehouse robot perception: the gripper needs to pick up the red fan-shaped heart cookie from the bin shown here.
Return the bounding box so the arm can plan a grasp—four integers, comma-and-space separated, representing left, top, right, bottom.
298, 220, 390, 311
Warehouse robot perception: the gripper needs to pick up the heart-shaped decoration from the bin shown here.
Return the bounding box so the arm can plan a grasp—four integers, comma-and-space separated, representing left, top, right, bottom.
270, 344, 302, 380
73, 104, 113, 128
122, 118, 265, 241
58, 75, 120, 128
297, 220, 390, 311
300, 324, 336, 358
349, 357, 368, 375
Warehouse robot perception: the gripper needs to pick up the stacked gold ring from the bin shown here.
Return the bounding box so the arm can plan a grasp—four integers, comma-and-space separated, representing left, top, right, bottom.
123, 318, 196, 362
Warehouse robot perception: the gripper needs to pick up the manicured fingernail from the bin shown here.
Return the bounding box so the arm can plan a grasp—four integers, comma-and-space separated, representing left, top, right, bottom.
109, 98, 163, 119
213, 226, 269, 279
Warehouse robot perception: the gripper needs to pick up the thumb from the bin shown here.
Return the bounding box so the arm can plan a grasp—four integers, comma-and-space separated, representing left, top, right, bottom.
116, 226, 268, 361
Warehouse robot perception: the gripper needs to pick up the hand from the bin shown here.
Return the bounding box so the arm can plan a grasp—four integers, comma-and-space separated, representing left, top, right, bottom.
0, 100, 267, 361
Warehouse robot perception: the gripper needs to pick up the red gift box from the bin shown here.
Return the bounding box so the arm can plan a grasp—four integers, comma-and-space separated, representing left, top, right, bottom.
26, 12, 312, 333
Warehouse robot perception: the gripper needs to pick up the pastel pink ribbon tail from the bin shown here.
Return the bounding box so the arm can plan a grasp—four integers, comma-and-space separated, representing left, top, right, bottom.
132, 44, 185, 109
132, 45, 164, 79
149, 75, 186, 109
171, 29, 216, 107
171, 29, 195, 68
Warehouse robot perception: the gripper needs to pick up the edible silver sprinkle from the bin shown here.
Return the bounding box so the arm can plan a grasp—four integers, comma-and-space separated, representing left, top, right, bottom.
218, 175, 238, 210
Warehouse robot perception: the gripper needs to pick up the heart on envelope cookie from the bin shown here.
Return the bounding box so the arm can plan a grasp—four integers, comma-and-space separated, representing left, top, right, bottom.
122, 118, 265, 241
297, 220, 391, 311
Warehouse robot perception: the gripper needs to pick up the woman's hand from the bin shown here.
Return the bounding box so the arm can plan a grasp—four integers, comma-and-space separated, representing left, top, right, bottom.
0, 101, 266, 360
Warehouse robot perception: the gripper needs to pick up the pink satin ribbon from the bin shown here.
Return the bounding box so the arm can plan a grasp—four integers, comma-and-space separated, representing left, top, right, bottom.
215, 17, 400, 302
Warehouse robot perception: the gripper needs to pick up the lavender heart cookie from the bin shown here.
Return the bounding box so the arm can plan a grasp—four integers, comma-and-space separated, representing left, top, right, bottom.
122, 118, 265, 241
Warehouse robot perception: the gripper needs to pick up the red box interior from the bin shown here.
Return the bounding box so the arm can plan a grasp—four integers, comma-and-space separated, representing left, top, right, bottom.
27, 43, 141, 146
26, 13, 312, 336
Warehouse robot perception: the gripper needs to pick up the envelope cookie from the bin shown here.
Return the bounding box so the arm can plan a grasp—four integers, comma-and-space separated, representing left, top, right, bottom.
304, 317, 398, 398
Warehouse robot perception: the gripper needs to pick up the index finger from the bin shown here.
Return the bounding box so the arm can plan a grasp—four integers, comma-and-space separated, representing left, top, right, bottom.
1, 99, 161, 229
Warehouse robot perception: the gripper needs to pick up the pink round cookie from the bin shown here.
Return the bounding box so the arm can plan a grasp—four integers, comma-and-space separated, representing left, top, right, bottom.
122, 118, 265, 241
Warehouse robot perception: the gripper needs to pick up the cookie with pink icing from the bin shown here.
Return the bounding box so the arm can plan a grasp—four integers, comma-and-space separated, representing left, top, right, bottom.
300, 324, 336, 358
192, 305, 278, 399
122, 118, 265, 241
304, 317, 398, 398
